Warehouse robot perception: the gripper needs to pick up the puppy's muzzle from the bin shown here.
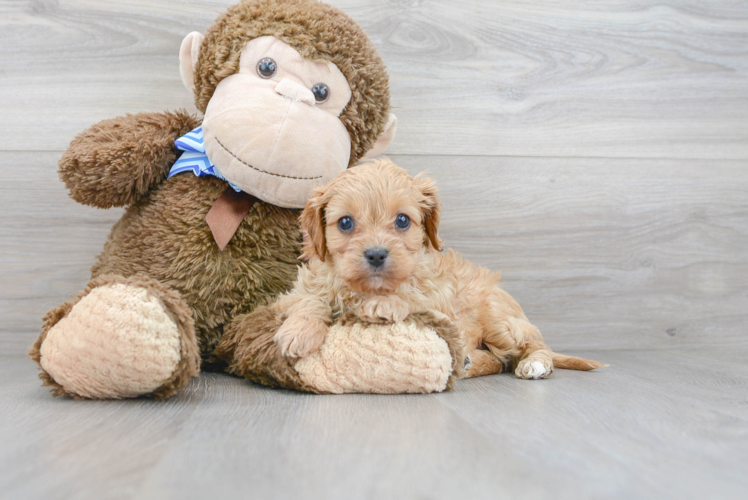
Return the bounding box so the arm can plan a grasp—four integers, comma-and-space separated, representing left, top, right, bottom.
364, 247, 388, 269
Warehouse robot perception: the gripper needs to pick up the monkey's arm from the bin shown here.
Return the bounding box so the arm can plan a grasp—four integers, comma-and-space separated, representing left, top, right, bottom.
59, 110, 200, 208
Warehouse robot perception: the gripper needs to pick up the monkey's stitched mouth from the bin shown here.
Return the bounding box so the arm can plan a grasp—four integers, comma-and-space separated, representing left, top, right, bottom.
215, 137, 323, 181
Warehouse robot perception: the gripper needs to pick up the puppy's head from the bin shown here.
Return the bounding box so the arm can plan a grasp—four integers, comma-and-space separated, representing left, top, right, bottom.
300, 159, 442, 293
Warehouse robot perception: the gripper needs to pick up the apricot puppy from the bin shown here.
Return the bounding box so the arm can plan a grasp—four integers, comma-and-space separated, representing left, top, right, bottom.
273, 159, 604, 379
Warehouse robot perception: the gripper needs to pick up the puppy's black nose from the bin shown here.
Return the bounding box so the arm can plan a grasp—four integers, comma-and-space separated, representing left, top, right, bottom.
364, 247, 388, 268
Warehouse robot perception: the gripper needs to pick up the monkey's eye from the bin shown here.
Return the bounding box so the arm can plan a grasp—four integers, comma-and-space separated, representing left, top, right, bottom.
338, 216, 354, 232
395, 214, 411, 230
257, 58, 277, 79
312, 83, 330, 103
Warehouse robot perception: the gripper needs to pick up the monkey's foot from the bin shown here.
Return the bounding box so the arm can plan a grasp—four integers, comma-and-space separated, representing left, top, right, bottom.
32, 275, 200, 400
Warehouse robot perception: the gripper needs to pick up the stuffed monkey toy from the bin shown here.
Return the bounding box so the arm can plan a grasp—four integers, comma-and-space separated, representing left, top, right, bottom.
29, 0, 462, 399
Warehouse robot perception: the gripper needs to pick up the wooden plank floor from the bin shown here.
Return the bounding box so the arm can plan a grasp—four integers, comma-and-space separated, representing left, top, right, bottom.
1, 1, 747, 498
2, 348, 747, 499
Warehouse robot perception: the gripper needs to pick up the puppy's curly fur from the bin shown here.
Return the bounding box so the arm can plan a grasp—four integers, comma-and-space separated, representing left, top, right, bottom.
273, 159, 605, 379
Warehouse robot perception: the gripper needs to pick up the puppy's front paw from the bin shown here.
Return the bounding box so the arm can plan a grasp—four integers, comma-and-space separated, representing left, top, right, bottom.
358, 296, 410, 323
274, 316, 328, 358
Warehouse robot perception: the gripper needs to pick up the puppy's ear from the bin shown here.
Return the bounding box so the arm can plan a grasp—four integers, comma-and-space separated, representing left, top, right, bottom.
300, 187, 328, 261
414, 173, 443, 252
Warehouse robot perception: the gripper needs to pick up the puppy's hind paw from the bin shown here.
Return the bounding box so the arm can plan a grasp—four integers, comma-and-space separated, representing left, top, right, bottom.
515, 358, 553, 380
274, 316, 328, 358
461, 349, 504, 379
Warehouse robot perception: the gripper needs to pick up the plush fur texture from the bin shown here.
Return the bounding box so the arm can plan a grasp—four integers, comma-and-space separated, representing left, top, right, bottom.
195, 0, 391, 164
215, 309, 465, 394
272, 159, 606, 378
215, 303, 316, 392
40, 283, 183, 399
59, 111, 200, 208
90, 164, 303, 359
293, 311, 464, 393
55, 110, 304, 360
29, 274, 200, 400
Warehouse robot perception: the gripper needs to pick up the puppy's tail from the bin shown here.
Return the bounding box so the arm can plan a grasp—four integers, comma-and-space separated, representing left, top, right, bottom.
552, 352, 607, 371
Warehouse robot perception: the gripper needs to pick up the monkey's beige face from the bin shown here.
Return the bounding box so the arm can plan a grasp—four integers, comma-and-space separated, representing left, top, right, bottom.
315, 163, 439, 294
202, 36, 354, 208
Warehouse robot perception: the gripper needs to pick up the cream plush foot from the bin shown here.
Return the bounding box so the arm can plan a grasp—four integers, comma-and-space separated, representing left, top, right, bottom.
30, 275, 200, 400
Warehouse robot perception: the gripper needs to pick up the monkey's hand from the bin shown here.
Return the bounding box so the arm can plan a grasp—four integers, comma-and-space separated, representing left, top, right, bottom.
274, 314, 329, 358
358, 295, 411, 323
59, 110, 200, 208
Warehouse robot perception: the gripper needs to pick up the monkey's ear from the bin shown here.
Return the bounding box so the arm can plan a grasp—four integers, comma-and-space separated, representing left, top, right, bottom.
359, 113, 397, 162
179, 31, 205, 97
414, 173, 444, 252
300, 188, 328, 262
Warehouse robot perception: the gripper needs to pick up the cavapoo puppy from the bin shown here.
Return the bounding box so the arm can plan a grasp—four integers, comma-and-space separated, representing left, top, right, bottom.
273, 159, 604, 379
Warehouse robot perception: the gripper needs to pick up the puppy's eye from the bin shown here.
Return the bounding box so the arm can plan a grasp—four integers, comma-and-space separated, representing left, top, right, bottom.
395, 214, 411, 230
257, 57, 277, 78
312, 83, 330, 103
338, 216, 354, 232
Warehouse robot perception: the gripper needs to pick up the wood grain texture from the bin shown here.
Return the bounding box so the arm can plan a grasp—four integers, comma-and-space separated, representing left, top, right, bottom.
2, 349, 747, 499
0, 151, 122, 353
1, 0, 747, 158
395, 155, 748, 351
2, 152, 746, 353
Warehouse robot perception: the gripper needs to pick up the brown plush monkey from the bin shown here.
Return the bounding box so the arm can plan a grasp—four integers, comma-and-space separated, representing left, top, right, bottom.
29, 0, 460, 399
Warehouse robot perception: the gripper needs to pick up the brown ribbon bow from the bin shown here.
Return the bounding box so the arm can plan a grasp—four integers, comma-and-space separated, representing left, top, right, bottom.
205, 187, 259, 251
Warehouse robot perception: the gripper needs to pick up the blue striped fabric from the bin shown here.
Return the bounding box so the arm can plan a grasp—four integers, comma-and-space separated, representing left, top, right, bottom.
169, 126, 241, 192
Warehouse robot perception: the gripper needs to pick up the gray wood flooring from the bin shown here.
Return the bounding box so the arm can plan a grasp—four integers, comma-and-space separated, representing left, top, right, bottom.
2, 349, 747, 500
1, 1, 746, 498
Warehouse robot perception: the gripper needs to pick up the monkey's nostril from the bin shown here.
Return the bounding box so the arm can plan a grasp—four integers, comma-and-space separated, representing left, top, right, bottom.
364, 247, 388, 268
